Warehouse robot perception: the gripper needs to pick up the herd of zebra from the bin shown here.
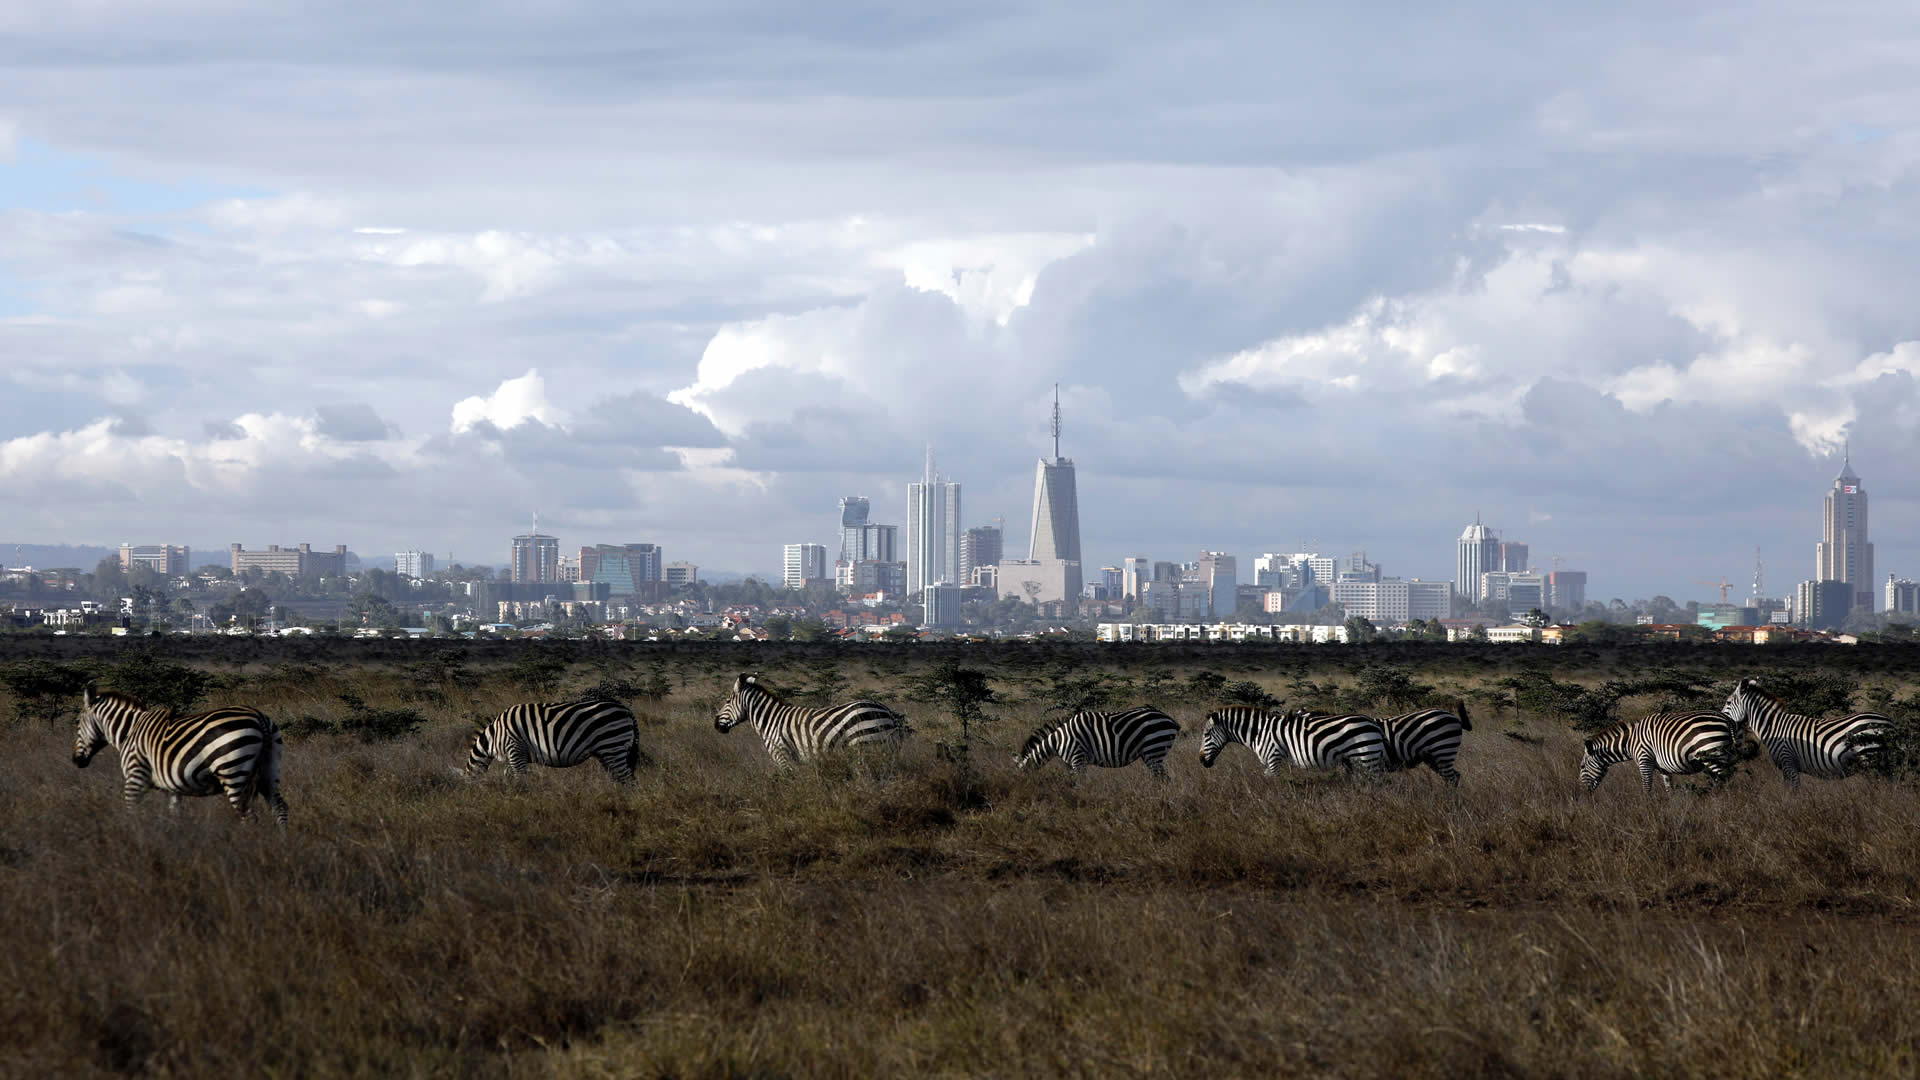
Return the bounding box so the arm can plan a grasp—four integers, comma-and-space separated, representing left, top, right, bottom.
64, 673, 1900, 823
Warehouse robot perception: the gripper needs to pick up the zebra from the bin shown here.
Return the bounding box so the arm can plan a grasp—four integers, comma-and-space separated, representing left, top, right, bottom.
71, 687, 287, 824
1721, 677, 1893, 789
1016, 706, 1180, 779
1377, 702, 1472, 785
1579, 710, 1737, 793
713, 674, 907, 768
1199, 706, 1386, 778
465, 699, 644, 784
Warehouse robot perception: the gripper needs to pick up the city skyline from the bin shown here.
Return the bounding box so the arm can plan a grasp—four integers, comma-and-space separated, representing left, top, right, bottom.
4, 6, 1919, 601
6, 441, 1896, 609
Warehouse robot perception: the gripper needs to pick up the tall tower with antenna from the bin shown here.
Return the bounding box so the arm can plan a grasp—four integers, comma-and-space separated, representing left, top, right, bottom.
1021, 384, 1083, 608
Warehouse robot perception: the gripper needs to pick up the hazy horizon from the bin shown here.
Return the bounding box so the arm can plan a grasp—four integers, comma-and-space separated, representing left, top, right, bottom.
4, 4, 1917, 602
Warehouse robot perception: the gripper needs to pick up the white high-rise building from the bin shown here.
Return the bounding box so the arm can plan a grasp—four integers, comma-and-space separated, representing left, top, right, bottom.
1121, 556, 1150, 600
1887, 575, 1920, 618
783, 543, 827, 590
394, 551, 435, 578
906, 447, 962, 595
1457, 516, 1500, 603
1817, 448, 1874, 612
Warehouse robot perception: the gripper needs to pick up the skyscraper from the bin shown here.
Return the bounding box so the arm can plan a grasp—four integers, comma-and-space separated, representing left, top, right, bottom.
783, 543, 827, 590
838, 497, 870, 562
1457, 515, 1499, 603
1029, 387, 1081, 566
1817, 447, 1874, 612
959, 525, 1003, 586
511, 533, 559, 583
906, 447, 962, 594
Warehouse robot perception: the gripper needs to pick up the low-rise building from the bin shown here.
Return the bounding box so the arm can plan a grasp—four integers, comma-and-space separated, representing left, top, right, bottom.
231, 543, 349, 578
120, 544, 190, 577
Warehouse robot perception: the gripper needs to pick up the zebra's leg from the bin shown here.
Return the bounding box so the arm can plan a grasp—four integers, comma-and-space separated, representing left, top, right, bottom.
503, 736, 531, 778
1145, 752, 1169, 781
1435, 759, 1462, 786
1637, 754, 1657, 793
218, 771, 258, 821
168, 794, 183, 814
121, 757, 154, 809
598, 746, 635, 786
1770, 744, 1801, 791
767, 742, 797, 771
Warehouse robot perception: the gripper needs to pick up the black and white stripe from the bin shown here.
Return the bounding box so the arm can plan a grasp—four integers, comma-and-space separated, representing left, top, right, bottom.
1017, 706, 1180, 778
1199, 706, 1386, 778
714, 675, 907, 767
72, 687, 287, 824
466, 699, 642, 784
1579, 710, 1736, 793
1722, 678, 1892, 789
1377, 703, 1472, 785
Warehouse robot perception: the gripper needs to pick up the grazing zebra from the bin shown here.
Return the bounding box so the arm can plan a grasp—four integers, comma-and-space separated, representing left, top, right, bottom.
1579, 710, 1737, 793
466, 699, 644, 784
71, 687, 287, 824
1377, 702, 1473, 785
713, 674, 907, 767
1721, 678, 1893, 789
1198, 706, 1386, 779
1017, 706, 1180, 778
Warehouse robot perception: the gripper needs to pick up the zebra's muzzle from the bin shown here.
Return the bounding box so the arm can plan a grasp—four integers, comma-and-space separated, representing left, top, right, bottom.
72, 753, 92, 769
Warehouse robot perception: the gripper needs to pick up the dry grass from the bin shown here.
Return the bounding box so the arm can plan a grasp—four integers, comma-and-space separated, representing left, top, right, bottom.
4, 650, 1920, 1077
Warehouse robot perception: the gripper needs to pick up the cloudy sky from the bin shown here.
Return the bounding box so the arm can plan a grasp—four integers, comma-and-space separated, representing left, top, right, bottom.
3, 2, 1918, 600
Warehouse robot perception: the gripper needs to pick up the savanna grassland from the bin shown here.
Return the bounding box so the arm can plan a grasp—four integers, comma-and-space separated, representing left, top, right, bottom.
5, 637, 1920, 1078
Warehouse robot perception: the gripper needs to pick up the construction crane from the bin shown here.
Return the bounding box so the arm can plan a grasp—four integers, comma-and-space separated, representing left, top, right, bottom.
1694, 577, 1735, 604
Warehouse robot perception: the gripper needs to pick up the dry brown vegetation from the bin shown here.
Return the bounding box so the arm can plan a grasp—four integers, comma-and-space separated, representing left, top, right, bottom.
4, 641, 1920, 1077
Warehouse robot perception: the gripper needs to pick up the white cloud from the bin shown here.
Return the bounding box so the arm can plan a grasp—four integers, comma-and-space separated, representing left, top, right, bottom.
450, 369, 562, 433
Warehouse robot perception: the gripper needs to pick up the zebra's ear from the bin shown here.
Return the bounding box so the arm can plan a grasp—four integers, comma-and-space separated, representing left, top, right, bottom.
1583, 738, 1593, 753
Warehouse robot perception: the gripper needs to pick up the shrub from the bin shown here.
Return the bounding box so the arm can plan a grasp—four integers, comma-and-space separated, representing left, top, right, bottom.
1219, 680, 1278, 708
0, 659, 95, 727
332, 687, 426, 737
101, 650, 218, 714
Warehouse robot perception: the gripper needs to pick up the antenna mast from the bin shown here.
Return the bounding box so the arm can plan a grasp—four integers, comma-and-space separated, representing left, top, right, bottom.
1752, 546, 1763, 602
1050, 383, 1062, 460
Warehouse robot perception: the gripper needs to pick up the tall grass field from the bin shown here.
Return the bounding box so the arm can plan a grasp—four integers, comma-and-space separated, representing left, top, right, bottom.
4, 638, 1919, 1076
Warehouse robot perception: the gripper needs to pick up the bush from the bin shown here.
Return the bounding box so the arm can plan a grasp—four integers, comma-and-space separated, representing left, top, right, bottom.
101, 650, 219, 714
0, 659, 95, 727
288, 692, 425, 743
1219, 680, 1278, 708
507, 648, 573, 698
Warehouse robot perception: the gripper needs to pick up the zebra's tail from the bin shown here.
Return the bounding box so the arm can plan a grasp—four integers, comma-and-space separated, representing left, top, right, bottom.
1455, 699, 1472, 731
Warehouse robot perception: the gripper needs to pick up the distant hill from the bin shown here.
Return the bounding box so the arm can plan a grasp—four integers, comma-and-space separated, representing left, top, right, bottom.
2, 544, 118, 571
4, 544, 236, 571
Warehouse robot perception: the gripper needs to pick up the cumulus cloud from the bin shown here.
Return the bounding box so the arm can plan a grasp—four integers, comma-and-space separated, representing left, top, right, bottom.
450, 370, 563, 434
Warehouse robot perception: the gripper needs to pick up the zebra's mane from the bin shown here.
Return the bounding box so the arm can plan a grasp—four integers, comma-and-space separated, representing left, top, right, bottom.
1735, 679, 1788, 711
90, 690, 170, 716
1021, 722, 1063, 756
734, 675, 782, 704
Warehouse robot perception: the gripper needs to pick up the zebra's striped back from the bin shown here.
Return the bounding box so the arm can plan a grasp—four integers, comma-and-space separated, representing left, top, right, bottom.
467, 700, 641, 784
715, 675, 906, 768
1722, 678, 1892, 788
1018, 706, 1179, 778
73, 688, 286, 824
1199, 706, 1385, 778
1580, 710, 1735, 793
1377, 704, 1471, 785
